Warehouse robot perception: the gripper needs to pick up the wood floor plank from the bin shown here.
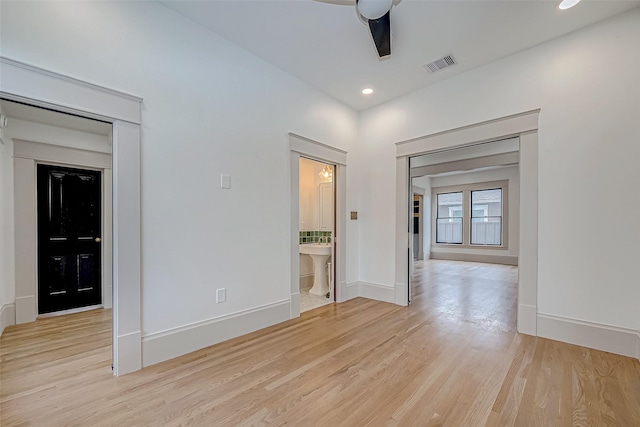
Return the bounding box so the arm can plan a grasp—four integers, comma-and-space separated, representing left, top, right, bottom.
1, 260, 639, 426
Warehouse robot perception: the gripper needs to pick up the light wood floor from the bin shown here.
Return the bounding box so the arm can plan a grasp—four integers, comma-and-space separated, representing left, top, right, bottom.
1, 260, 639, 426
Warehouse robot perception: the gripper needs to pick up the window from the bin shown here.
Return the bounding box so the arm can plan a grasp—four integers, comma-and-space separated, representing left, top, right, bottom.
433, 181, 507, 248
471, 189, 502, 245
436, 192, 462, 244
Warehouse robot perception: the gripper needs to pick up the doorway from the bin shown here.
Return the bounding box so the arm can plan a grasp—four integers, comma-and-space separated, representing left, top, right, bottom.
1, 57, 143, 374
298, 157, 335, 312
395, 110, 539, 336
289, 133, 347, 318
37, 164, 103, 314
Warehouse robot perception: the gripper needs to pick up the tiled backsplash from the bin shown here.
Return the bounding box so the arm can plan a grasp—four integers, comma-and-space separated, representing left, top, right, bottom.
299, 231, 332, 244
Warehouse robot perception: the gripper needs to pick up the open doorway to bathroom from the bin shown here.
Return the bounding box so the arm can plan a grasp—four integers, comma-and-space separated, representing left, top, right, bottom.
298, 157, 335, 312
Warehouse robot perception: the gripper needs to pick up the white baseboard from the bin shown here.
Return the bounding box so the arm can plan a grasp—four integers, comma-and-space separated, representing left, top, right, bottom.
103, 285, 113, 309
115, 330, 142, 376
345, 282, 359, 301
358, 281, 395, 304
142, 300, 290, 367
15, 295, 36, 324
0, 303, 16, 335
395, 282, 408, 306
517, 303, 537, 336
537, 313, 639, 359
430, 251, 518, 266
290, 292, 300, 318
336, 280, 349, 303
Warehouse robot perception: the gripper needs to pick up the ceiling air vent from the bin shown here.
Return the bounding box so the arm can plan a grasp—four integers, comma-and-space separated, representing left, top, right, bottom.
423, 55, 457, 74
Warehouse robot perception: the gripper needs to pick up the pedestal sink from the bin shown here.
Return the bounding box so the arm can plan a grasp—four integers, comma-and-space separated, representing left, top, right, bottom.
299, 244, 331, 296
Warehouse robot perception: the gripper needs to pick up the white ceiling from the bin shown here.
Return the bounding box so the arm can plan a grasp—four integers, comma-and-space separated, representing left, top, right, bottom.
160, 0, 639, 111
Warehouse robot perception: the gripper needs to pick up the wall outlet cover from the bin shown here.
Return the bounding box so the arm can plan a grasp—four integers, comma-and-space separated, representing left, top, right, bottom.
216, 288, 226, 303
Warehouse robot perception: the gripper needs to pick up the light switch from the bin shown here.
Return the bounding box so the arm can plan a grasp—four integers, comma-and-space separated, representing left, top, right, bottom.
216, 288, 226, 303
221, 174, 231, 189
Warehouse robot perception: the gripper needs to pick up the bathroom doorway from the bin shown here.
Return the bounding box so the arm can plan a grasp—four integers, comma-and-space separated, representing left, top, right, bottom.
289, 133, 347, 319
298, 157, 335, 312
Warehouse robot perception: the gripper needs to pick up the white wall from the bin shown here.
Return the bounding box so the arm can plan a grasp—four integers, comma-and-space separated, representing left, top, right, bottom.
358, 10, 640, 331
299, 157, 327, 232
0, 1, 358, 344
299, 157, 321, 280
429, 166, 519, 259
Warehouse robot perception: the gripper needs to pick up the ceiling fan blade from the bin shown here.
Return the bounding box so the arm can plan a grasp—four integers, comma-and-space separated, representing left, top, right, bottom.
368, 10, 391, 58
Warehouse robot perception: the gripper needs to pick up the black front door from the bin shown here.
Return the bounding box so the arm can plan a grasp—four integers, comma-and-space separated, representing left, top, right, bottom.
37, 164, 102, 314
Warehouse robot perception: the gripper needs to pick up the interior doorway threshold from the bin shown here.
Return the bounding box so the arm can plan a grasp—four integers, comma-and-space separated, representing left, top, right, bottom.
38, 304, 104, 318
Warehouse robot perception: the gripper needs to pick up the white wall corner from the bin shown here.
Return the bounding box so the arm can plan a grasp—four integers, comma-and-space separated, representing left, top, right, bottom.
636, 331, 640, 361
345, 282, 360, 301
141, 300, 290, 368
537, 313, 639, 359
358, 282, 396, 304
517, 303, 537, 336
290, 292, 300, 319
0, 303, 16, 335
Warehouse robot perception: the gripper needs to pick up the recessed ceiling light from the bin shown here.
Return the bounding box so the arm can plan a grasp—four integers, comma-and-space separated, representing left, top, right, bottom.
559, 0, 580, 10
362, 88, 374, 95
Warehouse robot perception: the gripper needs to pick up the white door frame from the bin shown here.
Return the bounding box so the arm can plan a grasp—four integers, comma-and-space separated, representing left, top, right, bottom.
1, 57, 143, 375
395, 110, 539, 336
289, 133, 347, 317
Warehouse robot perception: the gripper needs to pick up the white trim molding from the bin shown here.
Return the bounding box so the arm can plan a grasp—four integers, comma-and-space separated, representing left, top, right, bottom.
395, 110, 539, 336
1, 56, 143, 375
142, 300, 290, 367
289, 133, 347, 166
429, 251, 518, 266
538, 313, 640, 359
358, 282, 396, 304
15, 295, 36, 324
0, 57, 141, 123
343, 281, 396, 304
290, 292, 300, 318
0, 303, 16, 335
346, 282, 360, 300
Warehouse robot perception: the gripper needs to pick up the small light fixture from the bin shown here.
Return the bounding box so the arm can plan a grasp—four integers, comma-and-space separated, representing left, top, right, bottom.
558, 0, 580, 10
319, 165, 333, 182
362, 88, 374, 95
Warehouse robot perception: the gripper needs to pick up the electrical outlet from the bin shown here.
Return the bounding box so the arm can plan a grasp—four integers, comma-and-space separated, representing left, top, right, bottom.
216, 288, 226, 303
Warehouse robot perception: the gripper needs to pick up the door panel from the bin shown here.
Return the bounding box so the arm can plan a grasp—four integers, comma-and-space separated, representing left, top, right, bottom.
37, 165, 102, 314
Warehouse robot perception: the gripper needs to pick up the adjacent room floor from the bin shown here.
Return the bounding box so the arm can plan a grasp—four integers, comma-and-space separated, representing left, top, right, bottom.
1, 260, 639, 425
300, 283, 333, 313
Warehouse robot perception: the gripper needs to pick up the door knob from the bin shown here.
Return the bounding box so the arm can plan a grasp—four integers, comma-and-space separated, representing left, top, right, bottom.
95, 237, 102, 243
